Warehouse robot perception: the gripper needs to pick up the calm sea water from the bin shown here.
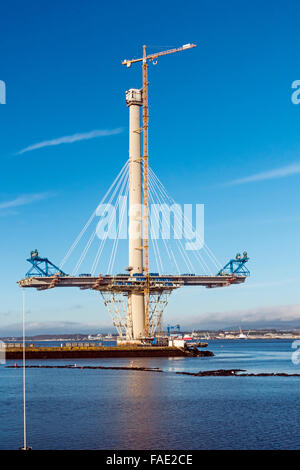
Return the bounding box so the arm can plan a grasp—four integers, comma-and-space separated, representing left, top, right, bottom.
0, 339, 299, 450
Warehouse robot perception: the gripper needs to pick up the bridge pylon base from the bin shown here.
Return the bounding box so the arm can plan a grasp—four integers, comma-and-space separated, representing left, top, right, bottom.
99, 289, 173, 341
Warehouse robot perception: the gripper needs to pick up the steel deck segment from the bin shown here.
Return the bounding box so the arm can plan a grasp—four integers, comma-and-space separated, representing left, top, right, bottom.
17, 274, 246, 291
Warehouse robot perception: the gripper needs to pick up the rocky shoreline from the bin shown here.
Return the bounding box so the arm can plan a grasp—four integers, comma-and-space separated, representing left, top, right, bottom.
176, 368, 300, 377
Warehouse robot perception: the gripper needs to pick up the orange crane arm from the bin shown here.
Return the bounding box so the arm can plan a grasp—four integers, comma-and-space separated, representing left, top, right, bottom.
122, 43, 196, 67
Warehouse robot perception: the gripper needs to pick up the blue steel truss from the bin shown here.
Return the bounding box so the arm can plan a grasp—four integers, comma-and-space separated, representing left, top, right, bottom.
26, 250, 66, 278
217, 252, 250, 277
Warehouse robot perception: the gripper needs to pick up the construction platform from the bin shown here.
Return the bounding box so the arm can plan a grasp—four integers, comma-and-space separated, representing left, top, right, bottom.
18, 273, 246, 292
5, 345, 214, 359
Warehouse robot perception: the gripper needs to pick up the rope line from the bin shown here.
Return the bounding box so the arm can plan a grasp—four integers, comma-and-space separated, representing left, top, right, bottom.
148, 185, 168, 273
72, 162, 129, 275
149, 175, 181, 274
107, 176, 129, 274
60, 160, 129, 270
149, 170, 196, 273
91, 164, 129, 275
149, 167, 217, 274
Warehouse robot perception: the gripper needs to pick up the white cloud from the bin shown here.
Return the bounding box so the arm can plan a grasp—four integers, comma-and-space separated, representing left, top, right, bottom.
226, 162, 300, 186
183, 304, 300, 329
0, 192, 55, 210
16, 127, 123, 155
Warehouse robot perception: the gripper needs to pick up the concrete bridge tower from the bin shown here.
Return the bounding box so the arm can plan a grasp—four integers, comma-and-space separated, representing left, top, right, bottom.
126, 89, 145, 339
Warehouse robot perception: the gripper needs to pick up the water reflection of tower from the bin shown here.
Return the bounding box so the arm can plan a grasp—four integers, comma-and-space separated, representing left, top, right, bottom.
116, 361, 163, 449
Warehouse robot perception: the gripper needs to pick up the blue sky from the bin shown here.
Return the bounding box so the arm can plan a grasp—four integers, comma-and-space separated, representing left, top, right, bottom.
1, 0, 300, 335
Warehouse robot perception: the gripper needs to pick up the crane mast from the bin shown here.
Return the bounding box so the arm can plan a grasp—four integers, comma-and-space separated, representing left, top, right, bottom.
122, 43, 196, 337
142, 45, 150, 335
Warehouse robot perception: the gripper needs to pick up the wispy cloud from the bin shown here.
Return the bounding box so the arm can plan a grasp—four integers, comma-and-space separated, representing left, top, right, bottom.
226, 162, 300, 186
0, 192, 55, 210
179, 303, 300, 329
16, 128, 123, 155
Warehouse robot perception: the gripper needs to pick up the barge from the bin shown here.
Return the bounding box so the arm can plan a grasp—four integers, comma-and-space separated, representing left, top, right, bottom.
5, 345, 214, 359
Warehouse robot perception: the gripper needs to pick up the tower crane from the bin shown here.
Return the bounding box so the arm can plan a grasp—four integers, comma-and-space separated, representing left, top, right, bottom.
122, 43, 197, 335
